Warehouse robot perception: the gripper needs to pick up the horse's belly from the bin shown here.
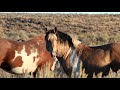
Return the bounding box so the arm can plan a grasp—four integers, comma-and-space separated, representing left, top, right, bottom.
11, 65, 37, 74
10, 45, 40, 74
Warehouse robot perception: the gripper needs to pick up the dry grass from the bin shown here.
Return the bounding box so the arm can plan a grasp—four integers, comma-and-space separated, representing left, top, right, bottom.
35, 62, 56, 78
34, 61, 120, 78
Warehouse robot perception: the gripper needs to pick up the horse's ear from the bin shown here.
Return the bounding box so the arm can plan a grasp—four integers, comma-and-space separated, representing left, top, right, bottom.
54, 27, 57, 33
44, 28, 48, 33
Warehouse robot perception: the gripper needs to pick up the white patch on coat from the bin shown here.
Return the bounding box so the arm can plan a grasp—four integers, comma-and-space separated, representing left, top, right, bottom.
11, 45, 39, 74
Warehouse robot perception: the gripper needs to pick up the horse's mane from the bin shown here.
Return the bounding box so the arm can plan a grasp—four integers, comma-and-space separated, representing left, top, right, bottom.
56, 31, 75, 48
45, 29, 75, 48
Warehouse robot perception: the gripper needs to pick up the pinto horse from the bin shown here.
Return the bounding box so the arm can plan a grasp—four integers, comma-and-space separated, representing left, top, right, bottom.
45, 27, 120, 78
0, 35, 54, 76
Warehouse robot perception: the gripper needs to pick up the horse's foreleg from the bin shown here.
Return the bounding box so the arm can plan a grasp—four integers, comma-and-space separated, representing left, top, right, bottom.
50, 56, 58, 71
50, 51, 58, 71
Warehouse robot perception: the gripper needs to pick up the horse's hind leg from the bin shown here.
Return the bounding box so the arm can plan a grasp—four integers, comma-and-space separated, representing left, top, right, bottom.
0, 51, 9, 70
1, 62, 11, 71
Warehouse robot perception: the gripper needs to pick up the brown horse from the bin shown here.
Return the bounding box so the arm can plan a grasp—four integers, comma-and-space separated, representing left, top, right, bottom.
45, 27, 120, 78
0, 35, 54, 76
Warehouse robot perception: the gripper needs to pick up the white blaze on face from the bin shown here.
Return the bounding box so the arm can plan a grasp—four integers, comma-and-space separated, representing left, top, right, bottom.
11, 45, 39, 74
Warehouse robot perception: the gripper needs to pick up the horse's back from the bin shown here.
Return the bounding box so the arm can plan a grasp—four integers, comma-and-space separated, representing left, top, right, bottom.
0, 38, 12, 48
0, 38, 15, 57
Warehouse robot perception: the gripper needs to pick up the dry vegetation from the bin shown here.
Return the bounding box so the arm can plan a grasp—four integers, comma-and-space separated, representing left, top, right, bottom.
0, 13, 120, 78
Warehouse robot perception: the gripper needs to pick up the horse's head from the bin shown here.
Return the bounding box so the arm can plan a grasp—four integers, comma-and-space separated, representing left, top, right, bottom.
45, 27, 75, 57
45, 27, 75, 71
45, 27, 57, 56
45, 27, 59, 71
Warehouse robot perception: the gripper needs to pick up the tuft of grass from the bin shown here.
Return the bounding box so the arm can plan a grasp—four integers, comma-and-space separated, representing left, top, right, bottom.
35, 61, 56, 78
78, 61, 88, 78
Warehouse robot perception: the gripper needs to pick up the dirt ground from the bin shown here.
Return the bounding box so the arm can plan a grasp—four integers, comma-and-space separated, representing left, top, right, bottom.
0, 13, 120, 78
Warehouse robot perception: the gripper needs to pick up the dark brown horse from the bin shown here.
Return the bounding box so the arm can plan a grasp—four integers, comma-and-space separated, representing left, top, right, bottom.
0, 35, 54, 76
45, 27, 120, 78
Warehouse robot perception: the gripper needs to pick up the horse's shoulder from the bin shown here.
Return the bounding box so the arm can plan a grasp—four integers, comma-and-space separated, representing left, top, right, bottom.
110, 42, 120, 49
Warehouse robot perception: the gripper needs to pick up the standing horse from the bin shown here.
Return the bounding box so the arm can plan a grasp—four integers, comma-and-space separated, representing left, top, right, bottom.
45, 27, 120, 78
0, 35, 54, 76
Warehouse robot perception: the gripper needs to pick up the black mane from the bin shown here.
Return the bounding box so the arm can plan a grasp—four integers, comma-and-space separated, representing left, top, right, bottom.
56, 31, 74, 47
45, 29, 74, 48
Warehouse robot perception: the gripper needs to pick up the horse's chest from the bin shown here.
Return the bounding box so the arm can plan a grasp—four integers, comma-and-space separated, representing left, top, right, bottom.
11, 45, 40, 74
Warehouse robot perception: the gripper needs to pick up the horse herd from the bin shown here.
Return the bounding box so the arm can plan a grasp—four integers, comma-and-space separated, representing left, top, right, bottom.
1, 27, 120, 78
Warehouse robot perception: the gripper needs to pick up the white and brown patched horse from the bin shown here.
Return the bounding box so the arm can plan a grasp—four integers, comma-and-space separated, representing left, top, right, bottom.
0, 35, 54, 76
45, 27, 120, 78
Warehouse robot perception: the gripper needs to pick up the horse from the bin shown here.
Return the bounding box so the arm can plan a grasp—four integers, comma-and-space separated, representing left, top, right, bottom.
45, 27, 120, 78
0, 35, 54, 77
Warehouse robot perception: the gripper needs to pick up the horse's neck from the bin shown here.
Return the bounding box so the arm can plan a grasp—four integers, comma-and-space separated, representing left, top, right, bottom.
63, 47, 73, 60
56, 41, 70, 56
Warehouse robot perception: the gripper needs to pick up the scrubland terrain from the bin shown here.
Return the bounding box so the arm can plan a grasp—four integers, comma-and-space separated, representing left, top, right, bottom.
0, 13, 120, 78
